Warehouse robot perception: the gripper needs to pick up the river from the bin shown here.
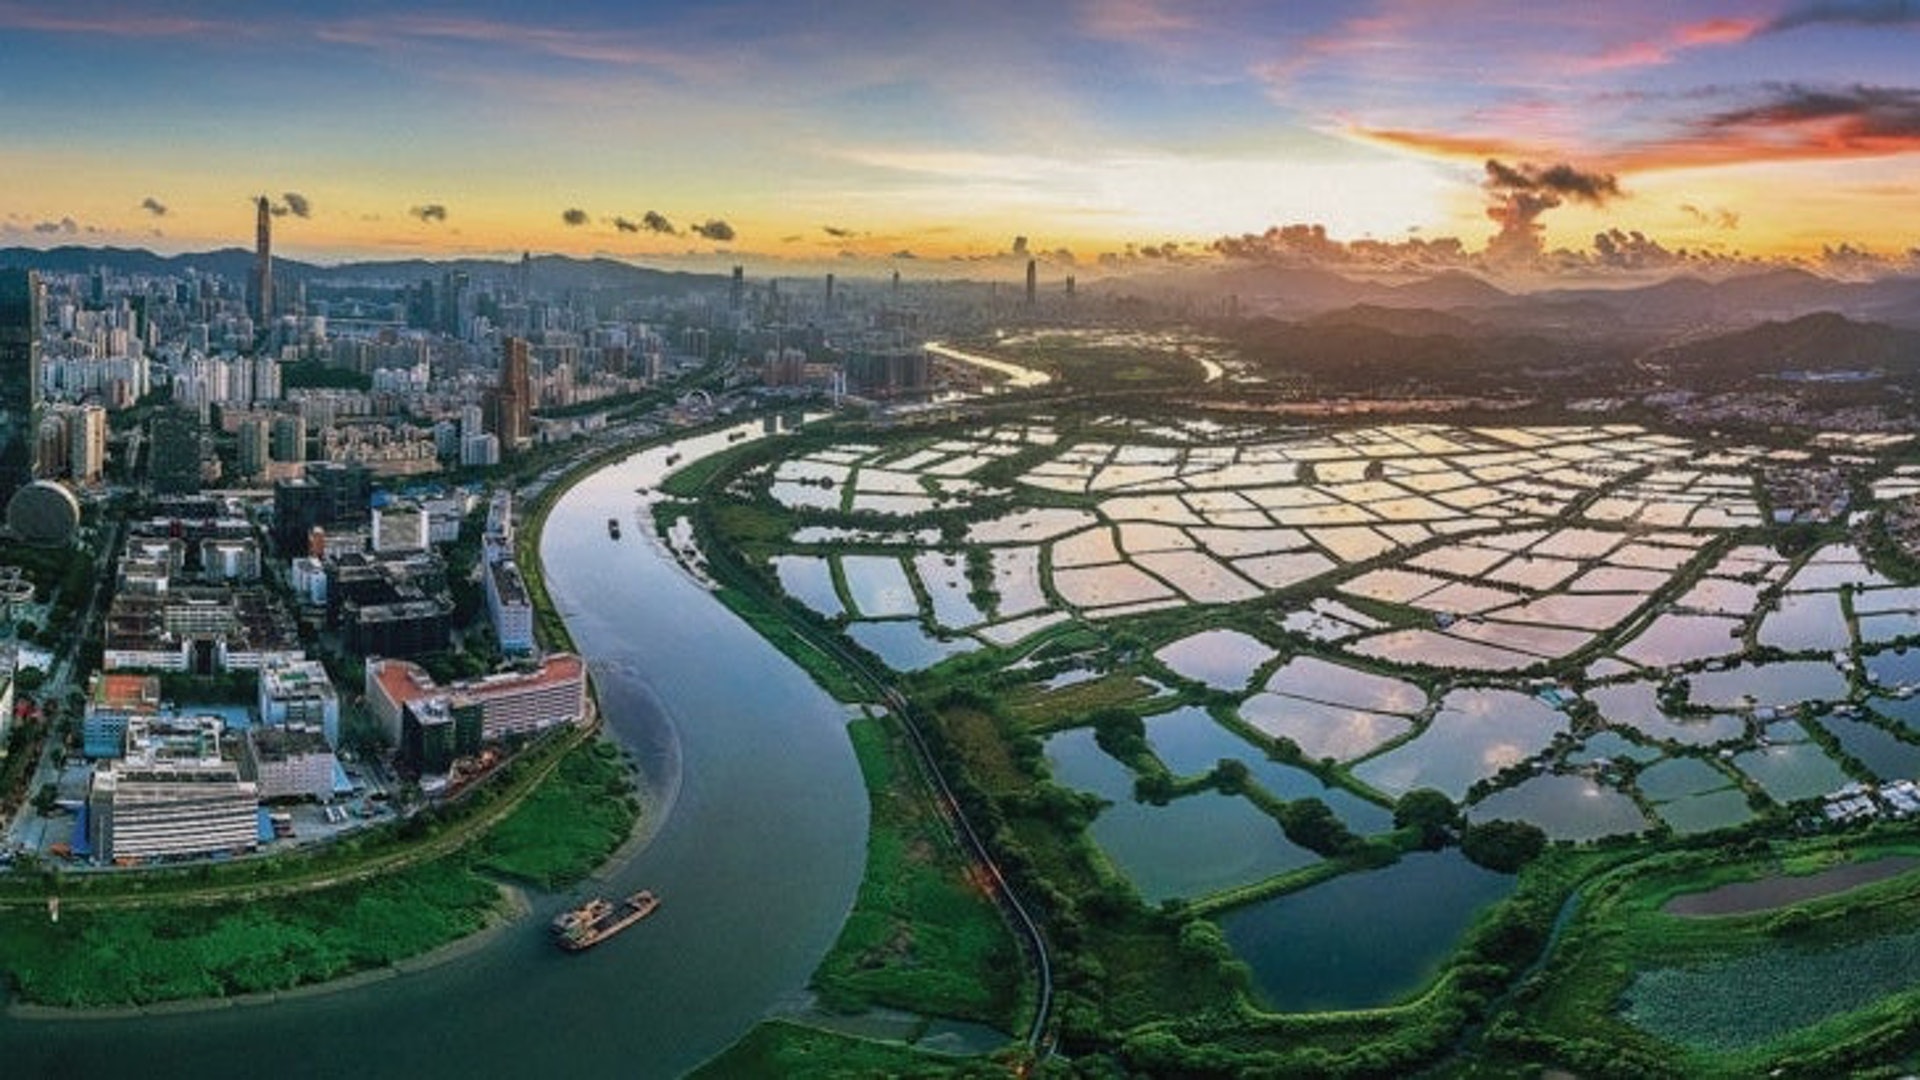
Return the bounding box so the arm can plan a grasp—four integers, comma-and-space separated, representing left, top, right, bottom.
0, 420, 869, 1079
923, 340, 1052, 389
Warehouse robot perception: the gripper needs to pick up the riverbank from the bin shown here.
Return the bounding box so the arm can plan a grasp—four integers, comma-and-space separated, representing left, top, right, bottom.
6, 884, 532, 1022
0, 729, 641, 1011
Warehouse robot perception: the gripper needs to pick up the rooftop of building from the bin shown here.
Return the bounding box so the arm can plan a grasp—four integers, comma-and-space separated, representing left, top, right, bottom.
261, 660, 336, 697
246, 724, 334, 760
489, 559, 530, 606
371, 653, 582, 709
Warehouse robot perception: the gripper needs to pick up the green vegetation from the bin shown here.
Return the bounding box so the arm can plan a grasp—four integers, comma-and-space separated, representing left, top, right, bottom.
475, 738, 642, 889
671, 402, 1920, 1076
1002, 673, 1159, 729
1623, 929, 1920, 1052
689, 1020, 994, 1079
812, 716, 1019, 1024
1492, 836, 1920, 1077
709, 585, 866, 701
1393, 787, 1461, 849
0, 725, 640, 1008
1461, 819, 1548, 873
980, 335, 1200, 393
279, 361, 373, 391
158, 670, 260, 705
0, 859, 502, 1007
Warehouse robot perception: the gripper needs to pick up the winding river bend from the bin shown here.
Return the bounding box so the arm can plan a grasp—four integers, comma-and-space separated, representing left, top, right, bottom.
0, 423, 868, 1078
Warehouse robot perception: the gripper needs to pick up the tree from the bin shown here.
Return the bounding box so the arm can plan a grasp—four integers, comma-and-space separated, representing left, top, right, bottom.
1461, 818, 1547, 872
1091, 708, 1147, 762
1394, 787, 1459, 849
1211, 758, 1250, 795
1278, 797, 1362, 856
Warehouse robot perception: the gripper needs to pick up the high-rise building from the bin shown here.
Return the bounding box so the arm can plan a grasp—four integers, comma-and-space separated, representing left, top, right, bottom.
440, 270, 470, 336
69, 403, 106, 484
271, 461, 369, 550
0, 269, 43, 500
270, 412, 306, 463
1025, 259, 1037, 306
487, 337, 531, 449
250, 196, 274, 327
237, 416, 271, 479
34, 412, 68, 479
729, 265, 745, 311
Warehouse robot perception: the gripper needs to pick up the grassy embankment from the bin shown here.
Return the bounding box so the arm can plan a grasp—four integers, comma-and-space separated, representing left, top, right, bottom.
810, 716, 1019, 1025
473, 738, 640, 890
690, 1020, 994, 1078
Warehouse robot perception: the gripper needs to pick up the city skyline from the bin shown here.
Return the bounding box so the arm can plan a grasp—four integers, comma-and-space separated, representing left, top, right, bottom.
2, 1, 1919, 277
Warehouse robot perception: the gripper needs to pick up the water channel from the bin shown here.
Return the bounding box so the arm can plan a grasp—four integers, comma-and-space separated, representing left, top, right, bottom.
0, 421, 869, 1078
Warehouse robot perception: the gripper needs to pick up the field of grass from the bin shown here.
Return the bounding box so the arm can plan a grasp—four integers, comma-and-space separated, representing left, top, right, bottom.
689, 1020, 996, 1078
475, 738, 641, 889
1002, 672, 1163, 729
0, 859, 502, 1007
811, 717, 1019, 1026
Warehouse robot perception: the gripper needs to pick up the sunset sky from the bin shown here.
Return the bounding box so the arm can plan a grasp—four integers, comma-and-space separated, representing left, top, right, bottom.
2, 1, 1918, 276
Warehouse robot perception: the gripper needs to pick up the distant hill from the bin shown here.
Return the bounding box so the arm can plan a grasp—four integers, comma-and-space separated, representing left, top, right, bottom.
1648, 312, 1920, 381
1372, 270, 1509, 308
1305, 304, 1483, 338
1230, 315, 1626, 393
0, 246, 726, 296
0, 245, 281, 281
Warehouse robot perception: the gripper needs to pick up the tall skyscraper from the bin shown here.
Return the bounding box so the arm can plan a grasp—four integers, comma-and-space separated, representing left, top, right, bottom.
729, 266, 744, 311
1025, 259, 1037, 306
0, 269, 43, 499
825, 272, 835, 310
487, 337, 531, 449
251, 196, 274, 326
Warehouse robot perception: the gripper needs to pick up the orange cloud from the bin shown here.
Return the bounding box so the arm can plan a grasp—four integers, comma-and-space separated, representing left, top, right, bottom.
1574, 16, 1762, 73
1348, 126, 1555, 163
1357, 85, 1920, 177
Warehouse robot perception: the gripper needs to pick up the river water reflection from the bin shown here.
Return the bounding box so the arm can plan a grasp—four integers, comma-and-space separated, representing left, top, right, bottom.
0, 420, 868, 1079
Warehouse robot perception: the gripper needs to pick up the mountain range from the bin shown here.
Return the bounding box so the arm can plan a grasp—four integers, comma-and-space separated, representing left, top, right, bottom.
0, 245, 725, 295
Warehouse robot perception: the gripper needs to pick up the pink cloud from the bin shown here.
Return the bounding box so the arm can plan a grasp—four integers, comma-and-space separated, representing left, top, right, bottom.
1079, 0, 1195, 42
1573, 16, 1762, 72
0, 2, 218, 37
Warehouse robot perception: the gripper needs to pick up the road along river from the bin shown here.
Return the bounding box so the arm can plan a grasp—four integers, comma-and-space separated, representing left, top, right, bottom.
0, 420, 868, 1079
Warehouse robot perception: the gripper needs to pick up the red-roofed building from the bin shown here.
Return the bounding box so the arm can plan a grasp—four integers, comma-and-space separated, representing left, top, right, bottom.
366, 654, 587, 773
